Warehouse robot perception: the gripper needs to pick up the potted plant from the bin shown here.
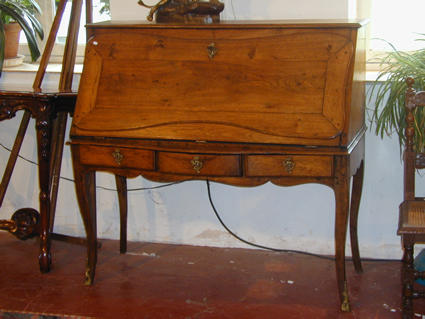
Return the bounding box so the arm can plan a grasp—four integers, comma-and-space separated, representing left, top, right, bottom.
370, 36, 425, 152
0, 0, 44, 73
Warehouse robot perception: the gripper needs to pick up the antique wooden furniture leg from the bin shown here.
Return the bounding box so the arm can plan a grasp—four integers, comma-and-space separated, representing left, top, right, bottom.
350, 160, 364, 274
36, 105, 53, 272
38, 0, 83, 271
333, 155, 351, 312
115, 175, 128, 254
401, 236, 414, 318
72, 151, 97, 285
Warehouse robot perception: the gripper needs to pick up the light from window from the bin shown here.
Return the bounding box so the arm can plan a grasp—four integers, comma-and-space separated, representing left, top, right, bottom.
57, 0, 110, 44
20, 0, 111, 45
370, 0, 425, 52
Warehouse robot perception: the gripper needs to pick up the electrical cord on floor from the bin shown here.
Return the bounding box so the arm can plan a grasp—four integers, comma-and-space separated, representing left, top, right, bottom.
0, 141, 401, 263
206, 179, 400, 263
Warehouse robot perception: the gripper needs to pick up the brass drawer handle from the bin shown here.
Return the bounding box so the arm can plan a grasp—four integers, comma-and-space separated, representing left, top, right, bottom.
112, 149, 124, 165
191, 156, 204, 174
283, 157, 295, 174
207, 42, 218, 59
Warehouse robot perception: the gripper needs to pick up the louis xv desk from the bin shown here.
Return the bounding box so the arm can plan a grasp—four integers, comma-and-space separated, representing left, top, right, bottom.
70, 20, 367, 311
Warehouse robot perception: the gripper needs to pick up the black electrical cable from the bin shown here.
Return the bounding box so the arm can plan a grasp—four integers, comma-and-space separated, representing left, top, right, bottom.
206, 180, 400, 263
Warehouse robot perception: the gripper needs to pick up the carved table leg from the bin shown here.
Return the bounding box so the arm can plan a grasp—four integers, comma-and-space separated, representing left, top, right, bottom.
36, 112, 52, 273
401, 235, 414, 318
115, 175, 127, 254
349, 160, 364, 274
334, 156, 351, 312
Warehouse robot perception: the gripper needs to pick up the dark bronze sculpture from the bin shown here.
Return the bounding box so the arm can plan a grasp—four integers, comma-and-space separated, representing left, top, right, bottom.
138, 0, 224, 23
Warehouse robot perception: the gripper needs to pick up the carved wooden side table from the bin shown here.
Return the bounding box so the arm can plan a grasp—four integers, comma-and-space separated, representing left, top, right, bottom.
0, 91, 76, 271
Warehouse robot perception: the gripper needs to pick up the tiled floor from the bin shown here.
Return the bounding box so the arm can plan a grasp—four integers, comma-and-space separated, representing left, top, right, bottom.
0, 231, 424, 318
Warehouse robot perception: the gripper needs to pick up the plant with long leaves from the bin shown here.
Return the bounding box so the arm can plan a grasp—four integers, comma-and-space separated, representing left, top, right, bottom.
0, 0, 44, 74
370, 36, 425, 152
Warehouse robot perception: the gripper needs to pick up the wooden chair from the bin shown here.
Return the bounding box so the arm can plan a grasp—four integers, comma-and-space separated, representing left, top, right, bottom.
398, 77, 425, 318
0, 0, 90, 271
0, 0, 129, 271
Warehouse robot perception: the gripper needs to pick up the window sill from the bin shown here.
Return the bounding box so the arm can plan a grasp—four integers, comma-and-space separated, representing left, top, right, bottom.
3, 62, 83, 74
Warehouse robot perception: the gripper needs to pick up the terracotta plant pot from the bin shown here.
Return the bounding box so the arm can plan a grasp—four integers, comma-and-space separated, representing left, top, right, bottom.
4, 22, 21, 59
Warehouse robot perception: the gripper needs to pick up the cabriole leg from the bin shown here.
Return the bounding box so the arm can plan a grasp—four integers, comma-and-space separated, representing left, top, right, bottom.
115, 175, 127, 254
334, 156, 351, 312
72, 147, 97, 285
350, 160, 364, 273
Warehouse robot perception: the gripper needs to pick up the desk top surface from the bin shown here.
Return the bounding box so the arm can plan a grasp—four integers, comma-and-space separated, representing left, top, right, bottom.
88, 19, 368, 30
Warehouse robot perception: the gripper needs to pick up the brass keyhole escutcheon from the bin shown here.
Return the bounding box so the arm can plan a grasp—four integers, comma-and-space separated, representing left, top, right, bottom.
112, 149, 124, 165
283, 157, 295, 174
207, 42, 218, 59
191, 156, 204, 174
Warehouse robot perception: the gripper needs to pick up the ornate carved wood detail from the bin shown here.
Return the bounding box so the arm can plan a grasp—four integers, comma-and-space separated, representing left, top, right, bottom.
0, 208, 40, 240
0, 101, 17, 120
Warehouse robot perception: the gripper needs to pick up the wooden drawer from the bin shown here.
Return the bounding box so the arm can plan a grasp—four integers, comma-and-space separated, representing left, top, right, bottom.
157, 152, 241, 176
78, 145, 155, 170
245, 155, 333, 177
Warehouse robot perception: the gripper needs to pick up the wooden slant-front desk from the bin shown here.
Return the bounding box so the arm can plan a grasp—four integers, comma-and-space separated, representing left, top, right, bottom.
70, 20, 367, 312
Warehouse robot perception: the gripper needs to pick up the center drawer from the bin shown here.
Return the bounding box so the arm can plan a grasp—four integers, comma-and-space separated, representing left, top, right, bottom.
157, 152, 241, 177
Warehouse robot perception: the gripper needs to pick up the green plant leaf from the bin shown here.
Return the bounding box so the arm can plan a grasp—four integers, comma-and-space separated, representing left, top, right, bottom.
369, 36, 425, 152
0, 0, 44, 71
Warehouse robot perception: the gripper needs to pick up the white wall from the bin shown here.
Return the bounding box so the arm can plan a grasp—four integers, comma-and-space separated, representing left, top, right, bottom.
0, 0, 408, 260
111, 0, 355, 21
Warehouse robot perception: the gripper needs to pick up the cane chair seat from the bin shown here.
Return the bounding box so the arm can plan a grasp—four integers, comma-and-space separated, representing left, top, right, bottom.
399, 200, 425, 234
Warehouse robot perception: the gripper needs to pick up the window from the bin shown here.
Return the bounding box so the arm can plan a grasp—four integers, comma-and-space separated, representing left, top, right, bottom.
367, 0, 425, 71
369, 0, 424, 52
19, 1, 424, 67
19, 0, 110, 64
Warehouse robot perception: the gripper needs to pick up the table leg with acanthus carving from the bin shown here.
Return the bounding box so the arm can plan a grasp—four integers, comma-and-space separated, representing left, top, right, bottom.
35, 104, 53, 273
